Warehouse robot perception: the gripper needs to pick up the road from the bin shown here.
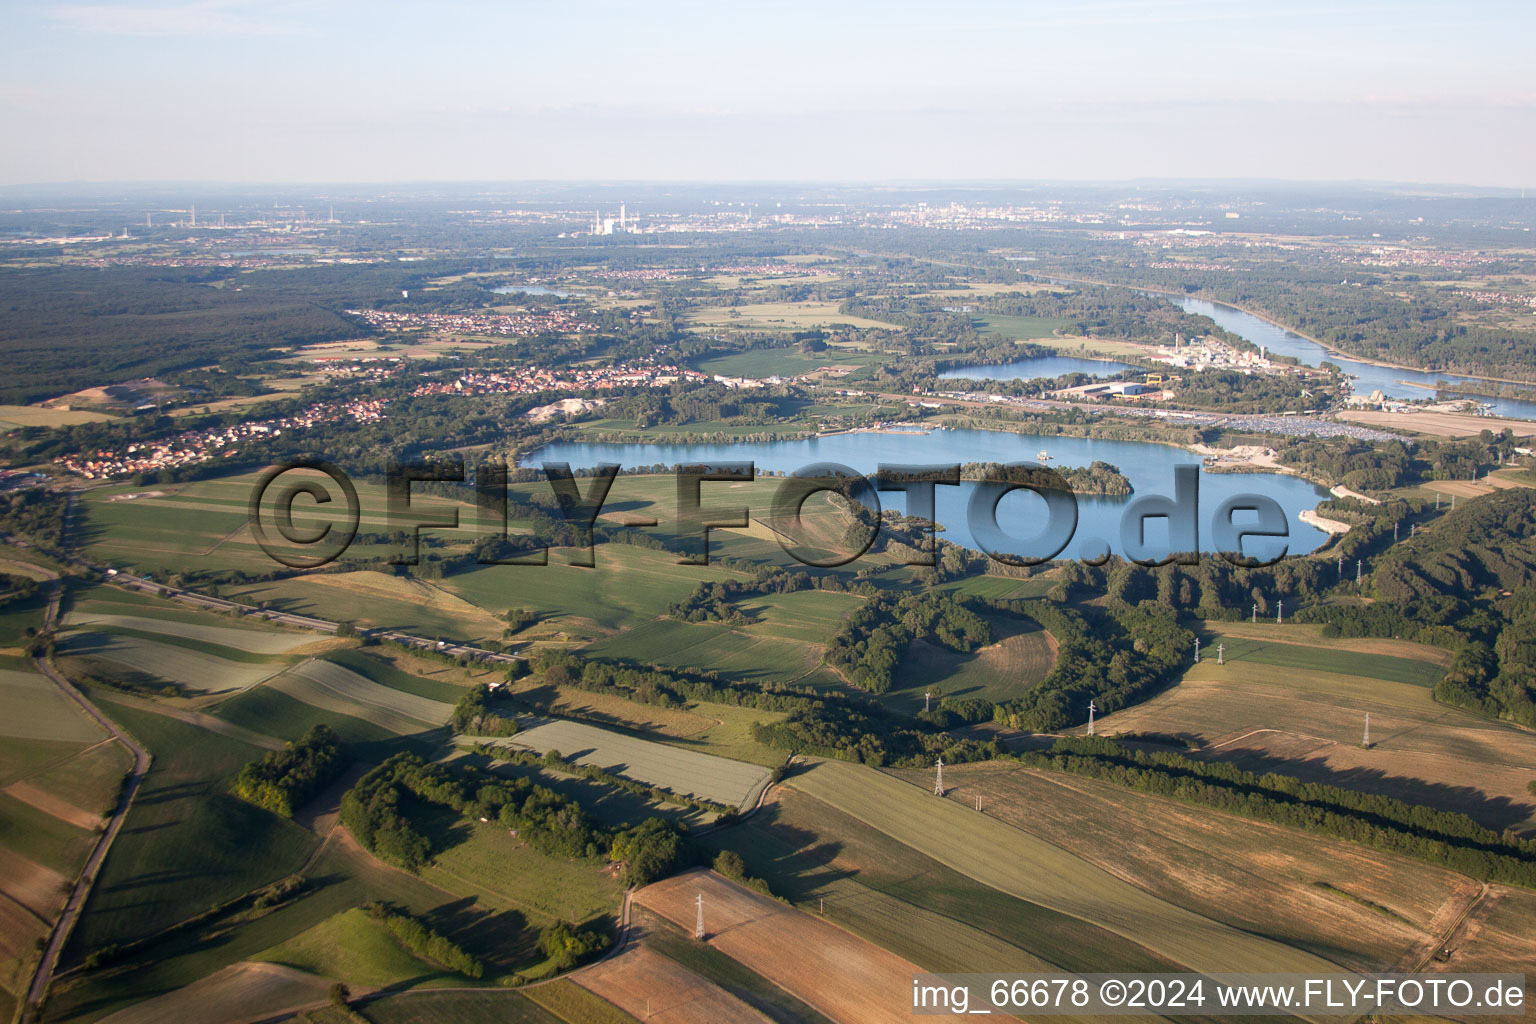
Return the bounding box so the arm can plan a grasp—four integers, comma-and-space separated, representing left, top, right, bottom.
20, 507, 152, 1022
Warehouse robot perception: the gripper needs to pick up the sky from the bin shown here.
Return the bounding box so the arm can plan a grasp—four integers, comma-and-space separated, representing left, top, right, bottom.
3, 0, 1534, 186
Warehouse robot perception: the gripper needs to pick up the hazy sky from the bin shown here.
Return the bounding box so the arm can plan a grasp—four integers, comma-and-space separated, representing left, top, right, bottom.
4, 0, 1534, 186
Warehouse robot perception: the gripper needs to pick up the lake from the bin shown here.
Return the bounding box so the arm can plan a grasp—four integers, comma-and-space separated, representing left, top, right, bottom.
522, 427, 1330, 564
938, 354, 1136, 382
492, 284, 570, 297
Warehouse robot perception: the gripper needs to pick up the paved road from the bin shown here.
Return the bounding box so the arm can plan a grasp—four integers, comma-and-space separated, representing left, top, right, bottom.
20, 523, 151, 1022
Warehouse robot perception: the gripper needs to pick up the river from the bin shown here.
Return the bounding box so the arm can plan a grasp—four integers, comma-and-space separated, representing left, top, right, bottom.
523, 427, 1330, 563
1172, 297, 1536, 420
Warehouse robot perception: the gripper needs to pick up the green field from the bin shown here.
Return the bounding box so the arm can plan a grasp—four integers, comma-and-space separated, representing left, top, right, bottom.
227, 575, 501, 643
706, 787, 1174, 979
522, 979, 637, 1024
1193, 630, 1444, 687
419, 816, 623, 932
267, 660, 453, 735
66, 699, 319, 956
972, 314, 1074, 340
45, 825, 470, 1022
0, 667, 105, 743
360, 989, 563, 1024
19, 739, 133, 817
0, 589, 49, 646
886, 612, 1056, 711
78, 473, 487, 578
213, 686, 410, 759
323, 649, 468, 704
693, 347, 876, 379
252, 906, 453, 990
443, 544, 723, 638
62, 608, 318, 656
479, 716, 772, 811
0, 790, 93, 869
56, 632, 288, 695
583, 617, 822, 685
786, 759, 1339, 975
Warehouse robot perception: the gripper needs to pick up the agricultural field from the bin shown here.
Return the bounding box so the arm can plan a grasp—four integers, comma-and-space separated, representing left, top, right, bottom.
212, 685, 411, 758
443, 544, 726, 640
55, 632, 288, 696
416, 815, 623, 936
6, 739, 131, 827
971, 313, 1074, 341
575, 942, 769, 1024
0, 666, 107, 744
505, 677, 718, 741
44, 828, 475, 1022
230, 571, 506, 643
0, 655, 127, 1015
91, 962, 334, 1024
785, 758, 1339, 975
477, 716, 773, 811
522, 979, 638, 1024
634, 869, 971, 1024
624, 907, 837, 1024
584, 618, 824, 687
1096, 625, 1536, 836
62, 606, 321, 655
64, 699, 318, 956
914, 761, 1475, 973
252, 906, 459, 990
887, 611, 1056, 712
360, 989, 565, 1024
78, 471, 489, 578
0, 404, 117, 428
686, 302, 899, 332
1430, 885, 1536, 1005
266, 659, 453, 735
692, 347, 877, 380
706, 787, 1174, 983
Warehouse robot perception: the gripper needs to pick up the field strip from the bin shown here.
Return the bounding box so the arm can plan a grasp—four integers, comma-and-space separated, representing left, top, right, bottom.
96, 691, 286, 750
60, 612, 315, 654
0, 845, 68, 921
635, 869, 970, 1024
482, 716, 771, 810
576, 942, 772, 1024
278, 658, 453, 731
0, 558, 58, 581
0, 667, 109, 743
788, 758, 1342, 978
1177, 667, 1437, 711
3, 780, 100, 830
56, 632, 288, 695
95, 961, 338, 1024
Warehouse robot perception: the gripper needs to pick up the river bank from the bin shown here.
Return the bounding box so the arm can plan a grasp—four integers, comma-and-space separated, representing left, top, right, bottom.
1030, 272, 1536, 389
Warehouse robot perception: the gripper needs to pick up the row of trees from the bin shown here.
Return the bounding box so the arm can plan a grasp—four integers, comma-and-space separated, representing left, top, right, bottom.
1018, 737, 1536, 886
